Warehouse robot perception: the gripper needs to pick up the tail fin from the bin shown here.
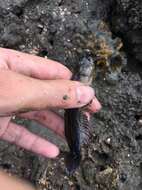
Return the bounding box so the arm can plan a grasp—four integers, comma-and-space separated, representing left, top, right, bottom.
65, 152, 81, 175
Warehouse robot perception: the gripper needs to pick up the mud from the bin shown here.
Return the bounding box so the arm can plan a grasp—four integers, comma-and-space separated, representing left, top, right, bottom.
0, 0, 142, 190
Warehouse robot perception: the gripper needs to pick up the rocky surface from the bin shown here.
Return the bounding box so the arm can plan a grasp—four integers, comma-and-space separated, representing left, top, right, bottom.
110, 0, 142, 63
0, 0, 142, 190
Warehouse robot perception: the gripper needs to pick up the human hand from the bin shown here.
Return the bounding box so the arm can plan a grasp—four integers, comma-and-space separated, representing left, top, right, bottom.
0, 170, 35, 190
0, 48, 101, 158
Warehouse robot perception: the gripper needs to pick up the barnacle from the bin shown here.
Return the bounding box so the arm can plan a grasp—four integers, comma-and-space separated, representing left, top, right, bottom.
72, 20, 126, 82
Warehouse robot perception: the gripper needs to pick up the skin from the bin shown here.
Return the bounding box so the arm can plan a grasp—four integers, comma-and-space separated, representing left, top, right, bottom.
0, 171, 36, 190
0, 48, 102, 189
0, 47, 101, 158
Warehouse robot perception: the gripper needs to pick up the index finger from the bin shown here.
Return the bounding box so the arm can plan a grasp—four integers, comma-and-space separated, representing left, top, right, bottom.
0, 48, 72, 80
0, 121, 59, 158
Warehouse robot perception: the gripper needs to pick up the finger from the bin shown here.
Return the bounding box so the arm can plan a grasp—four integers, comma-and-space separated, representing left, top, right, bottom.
0, 171, 36, 190
19, 110, 65, 138
0, 117, 11, 136
27, 80, 95, 109
86, 97, 102, 113
0, 121, 59, 158
0, 48, 72, 80
0, 70, 95, 115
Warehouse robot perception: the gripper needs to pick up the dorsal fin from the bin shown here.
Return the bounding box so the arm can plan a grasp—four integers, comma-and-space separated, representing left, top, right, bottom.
78, 111, 91, 145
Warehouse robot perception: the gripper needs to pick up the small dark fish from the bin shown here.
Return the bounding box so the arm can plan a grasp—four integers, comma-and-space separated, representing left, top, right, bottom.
64, 55, 95, 174
64, 109, 90, 174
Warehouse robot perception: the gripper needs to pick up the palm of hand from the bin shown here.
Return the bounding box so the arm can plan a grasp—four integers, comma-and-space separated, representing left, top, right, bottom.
0, 48, 101, 158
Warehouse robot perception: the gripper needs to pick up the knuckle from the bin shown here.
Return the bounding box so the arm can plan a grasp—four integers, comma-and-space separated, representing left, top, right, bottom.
0, 118, 11, 139
13, 127, 24, 145
0, 124, 9, 138
30, 136, 39, 152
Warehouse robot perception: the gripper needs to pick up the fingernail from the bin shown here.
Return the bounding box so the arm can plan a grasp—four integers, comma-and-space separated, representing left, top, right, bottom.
94, 97, 102, 111
46, 146, 59, 158
76, 86, 94, 105
51, 147, 60, 158
92, 97, 102, 112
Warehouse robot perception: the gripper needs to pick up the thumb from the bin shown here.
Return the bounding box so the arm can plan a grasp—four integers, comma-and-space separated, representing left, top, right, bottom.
0, 70, 94, 115
30, 79, 95, 109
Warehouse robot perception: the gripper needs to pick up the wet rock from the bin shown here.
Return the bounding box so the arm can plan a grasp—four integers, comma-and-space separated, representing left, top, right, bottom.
0, 1, 141, 190
95, 167, 117, 189
110, 0, 142, 65
81, 160, 96, 185
1, 23, 24, 47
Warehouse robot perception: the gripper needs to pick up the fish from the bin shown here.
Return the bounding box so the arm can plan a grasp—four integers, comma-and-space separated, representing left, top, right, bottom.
64, 55, 95, 174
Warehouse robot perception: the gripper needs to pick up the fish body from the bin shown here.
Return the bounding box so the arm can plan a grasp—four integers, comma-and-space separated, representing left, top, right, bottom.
64, 55, 94, 174
64, 108, 81, 173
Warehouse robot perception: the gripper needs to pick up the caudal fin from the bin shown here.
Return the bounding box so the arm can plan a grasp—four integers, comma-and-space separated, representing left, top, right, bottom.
65, 152, 81, 175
